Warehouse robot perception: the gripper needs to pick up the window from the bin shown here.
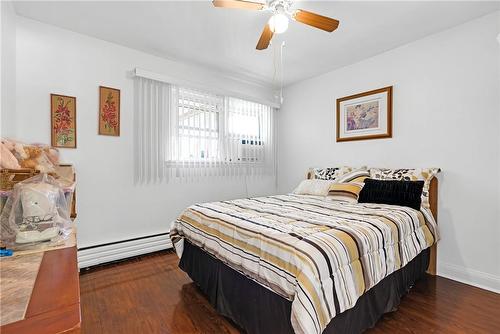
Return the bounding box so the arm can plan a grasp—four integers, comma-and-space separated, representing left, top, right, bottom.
225, 97, 266, 163
133, 75, 275, 183
170, 86, 274, 167
176, 87, 222, 161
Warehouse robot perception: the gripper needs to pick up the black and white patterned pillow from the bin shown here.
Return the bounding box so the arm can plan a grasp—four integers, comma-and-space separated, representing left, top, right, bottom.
371, 168, 413, 181
313, 167, 340, 180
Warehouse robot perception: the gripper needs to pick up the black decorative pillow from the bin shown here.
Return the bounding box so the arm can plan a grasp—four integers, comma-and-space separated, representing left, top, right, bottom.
358, 178, 424, 210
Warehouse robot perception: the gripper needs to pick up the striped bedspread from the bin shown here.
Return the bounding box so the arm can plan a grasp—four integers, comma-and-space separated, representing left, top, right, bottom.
170, 194, 437, 334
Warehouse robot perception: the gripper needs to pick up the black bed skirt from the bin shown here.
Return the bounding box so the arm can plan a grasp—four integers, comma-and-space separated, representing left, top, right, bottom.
179, 241, 430, 334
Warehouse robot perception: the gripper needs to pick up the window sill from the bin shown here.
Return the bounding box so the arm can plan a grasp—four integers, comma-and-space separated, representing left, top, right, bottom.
165, 160, 264, 167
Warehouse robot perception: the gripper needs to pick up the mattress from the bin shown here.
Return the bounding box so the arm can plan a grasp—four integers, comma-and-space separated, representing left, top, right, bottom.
170, 194, 437, 334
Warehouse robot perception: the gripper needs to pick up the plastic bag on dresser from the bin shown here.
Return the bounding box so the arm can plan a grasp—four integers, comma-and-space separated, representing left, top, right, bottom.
0, 173, 72, 248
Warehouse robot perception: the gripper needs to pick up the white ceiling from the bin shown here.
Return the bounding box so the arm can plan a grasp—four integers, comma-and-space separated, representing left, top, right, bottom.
13, 1, 500, 87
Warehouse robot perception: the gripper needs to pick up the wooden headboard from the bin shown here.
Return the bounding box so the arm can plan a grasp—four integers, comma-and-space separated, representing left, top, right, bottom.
427, 177, 438, 275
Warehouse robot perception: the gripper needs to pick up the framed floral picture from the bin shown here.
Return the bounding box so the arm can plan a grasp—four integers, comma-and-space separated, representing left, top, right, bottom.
336, 86, 392, 142
51, 94, 77, 148
99, 86, 120, 136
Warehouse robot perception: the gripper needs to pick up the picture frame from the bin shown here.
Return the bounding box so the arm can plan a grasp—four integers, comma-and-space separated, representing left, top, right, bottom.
51, 94, 77, 148
336, 86, 392, 142
98, 86, 120, 136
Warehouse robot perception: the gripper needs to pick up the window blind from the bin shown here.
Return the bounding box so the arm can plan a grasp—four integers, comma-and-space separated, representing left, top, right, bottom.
134, 78, 276, 183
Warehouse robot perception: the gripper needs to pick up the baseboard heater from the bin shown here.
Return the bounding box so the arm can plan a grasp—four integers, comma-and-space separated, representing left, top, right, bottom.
77, 232, 173, 269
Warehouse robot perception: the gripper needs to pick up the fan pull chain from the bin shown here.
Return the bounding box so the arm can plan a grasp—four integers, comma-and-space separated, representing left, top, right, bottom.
279, 40, 285, 104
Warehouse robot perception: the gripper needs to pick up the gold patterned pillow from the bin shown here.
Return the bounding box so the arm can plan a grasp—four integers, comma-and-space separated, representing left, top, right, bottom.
335, 167, 370, 183
327, 182, 364, 203
369, 168, 441, 208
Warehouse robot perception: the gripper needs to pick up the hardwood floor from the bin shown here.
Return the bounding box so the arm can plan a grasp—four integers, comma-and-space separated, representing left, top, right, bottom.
80, 250, 500, 334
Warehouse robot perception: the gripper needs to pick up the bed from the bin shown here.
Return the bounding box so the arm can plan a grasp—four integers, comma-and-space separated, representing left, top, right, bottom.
170, 176, 438, 334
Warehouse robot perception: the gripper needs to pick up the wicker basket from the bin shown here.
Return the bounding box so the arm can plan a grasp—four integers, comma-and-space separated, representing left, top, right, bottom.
0, 169, 41, 191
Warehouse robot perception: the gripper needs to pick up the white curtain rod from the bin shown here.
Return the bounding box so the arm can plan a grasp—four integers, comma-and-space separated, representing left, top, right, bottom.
134, 68, 281, 109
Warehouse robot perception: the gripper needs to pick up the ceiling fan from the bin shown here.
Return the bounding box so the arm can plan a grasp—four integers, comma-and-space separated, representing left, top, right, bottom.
213, 0, 340, 50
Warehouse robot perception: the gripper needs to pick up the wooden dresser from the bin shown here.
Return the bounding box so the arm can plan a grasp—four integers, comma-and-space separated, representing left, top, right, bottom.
0, 244, 81, 334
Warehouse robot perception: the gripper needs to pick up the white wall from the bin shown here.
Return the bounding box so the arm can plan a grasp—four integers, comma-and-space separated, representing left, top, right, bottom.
1, 0, 16, 137
278, 12, 500, 292
13, 17, 276, 248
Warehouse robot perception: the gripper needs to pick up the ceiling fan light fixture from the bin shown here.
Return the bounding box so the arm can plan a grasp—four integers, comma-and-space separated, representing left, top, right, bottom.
211, 0, 339, 50
268, 13, 289, 34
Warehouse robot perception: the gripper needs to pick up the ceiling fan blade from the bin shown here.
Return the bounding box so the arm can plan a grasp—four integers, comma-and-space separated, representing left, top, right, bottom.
293, 9, 340, 32
256, 24, 273, 50
212, 0, 264, 10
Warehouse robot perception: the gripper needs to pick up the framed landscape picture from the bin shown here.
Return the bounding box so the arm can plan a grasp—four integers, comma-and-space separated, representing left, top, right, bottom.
336, 86, 392, 142
51, 94, 77, 148
99, 86, 120, 136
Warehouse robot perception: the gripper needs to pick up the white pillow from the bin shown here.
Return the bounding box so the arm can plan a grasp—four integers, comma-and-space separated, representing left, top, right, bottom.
293, 179, 333, 196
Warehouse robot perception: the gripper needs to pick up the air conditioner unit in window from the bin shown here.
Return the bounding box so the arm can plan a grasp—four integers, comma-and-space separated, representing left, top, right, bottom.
238, 139, 264, 162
